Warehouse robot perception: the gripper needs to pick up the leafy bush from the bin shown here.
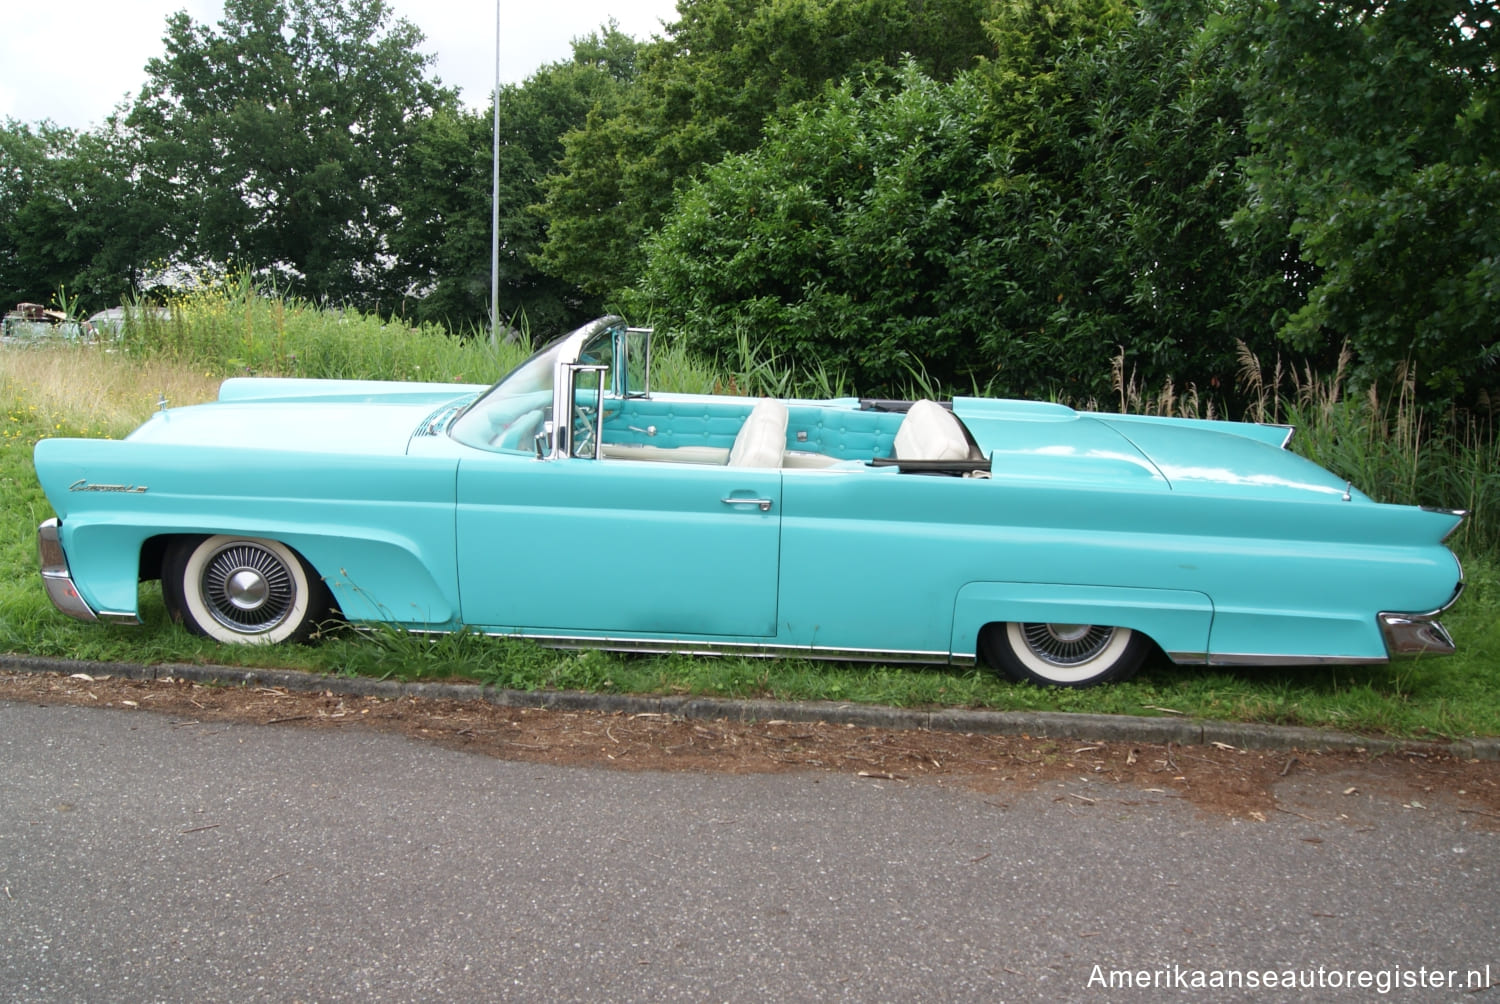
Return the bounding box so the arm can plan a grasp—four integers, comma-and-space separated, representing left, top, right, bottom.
633, 66, 1004, 393
634, 1, 1305, 402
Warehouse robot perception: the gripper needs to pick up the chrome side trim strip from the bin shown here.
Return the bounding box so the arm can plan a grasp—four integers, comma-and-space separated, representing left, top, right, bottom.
37, 518, 98, 623
1168, 650, 1390, 667
1197, 652, 1388, 668
464, 630, 960, 665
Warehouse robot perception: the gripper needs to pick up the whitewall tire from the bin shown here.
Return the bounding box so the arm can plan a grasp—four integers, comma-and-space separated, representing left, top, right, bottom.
165, 536, 327, 645
981, 622, 1149, 687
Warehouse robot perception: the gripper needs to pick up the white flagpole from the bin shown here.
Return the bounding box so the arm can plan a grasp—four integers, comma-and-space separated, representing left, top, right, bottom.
490, 0, 501, 347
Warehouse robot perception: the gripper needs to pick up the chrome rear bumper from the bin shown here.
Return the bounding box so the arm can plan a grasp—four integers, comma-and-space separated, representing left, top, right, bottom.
37, 518, 98, 623
1378, 582, 1464, 658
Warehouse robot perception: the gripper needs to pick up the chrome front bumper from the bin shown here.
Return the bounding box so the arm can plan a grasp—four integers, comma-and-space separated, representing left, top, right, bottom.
1378, 582, 1464, 658
37, 518, 98, 623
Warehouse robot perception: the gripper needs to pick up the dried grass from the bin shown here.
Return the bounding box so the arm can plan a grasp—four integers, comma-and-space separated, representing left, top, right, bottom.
1, 345, 220, 437
1110, 346, 1214, 420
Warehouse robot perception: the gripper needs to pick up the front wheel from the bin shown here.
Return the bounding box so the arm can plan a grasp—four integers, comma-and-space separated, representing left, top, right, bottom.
163, 536, 328, 645
981, 622, 1148, 687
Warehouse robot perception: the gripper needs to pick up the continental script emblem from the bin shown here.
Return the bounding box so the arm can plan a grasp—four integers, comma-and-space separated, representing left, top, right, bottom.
68, 480, 149, 494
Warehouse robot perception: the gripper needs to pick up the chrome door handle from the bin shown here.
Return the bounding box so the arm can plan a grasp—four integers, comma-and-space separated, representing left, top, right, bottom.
721, 496, 774, 512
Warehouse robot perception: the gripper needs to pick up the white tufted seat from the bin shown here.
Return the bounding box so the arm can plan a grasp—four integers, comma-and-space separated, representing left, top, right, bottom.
727, 398, 790, 468
892, 399, 972, 461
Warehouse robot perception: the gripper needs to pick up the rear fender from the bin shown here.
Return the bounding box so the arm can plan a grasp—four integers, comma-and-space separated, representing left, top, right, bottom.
951, 582, 1214, 663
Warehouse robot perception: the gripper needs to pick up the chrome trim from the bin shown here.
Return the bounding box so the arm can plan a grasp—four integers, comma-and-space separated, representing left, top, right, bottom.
1197, 652, 1388, 667
721, 496, 774, 512
1421, 506, 1469, 543
1019, 622, 1116, 666
1378, 581, 1465, 658
1378, 614, 1456, 658
582, 363, 610, 460
527, 636, 954, 664
394, 628, 961, 665
1271, 424, 1295, 450
540, 317, 624, 460
623, 326, 653, 398
36, 518, 98, 623
68, 480, 148, 494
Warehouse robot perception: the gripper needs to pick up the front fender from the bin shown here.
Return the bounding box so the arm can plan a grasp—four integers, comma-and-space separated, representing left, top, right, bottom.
34, 437, 462, 629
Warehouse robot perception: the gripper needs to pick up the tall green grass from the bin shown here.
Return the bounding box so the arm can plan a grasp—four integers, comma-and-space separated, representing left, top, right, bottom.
113, 278, 519, 383
105, 279, 735, 397
3, 281, 1498, 737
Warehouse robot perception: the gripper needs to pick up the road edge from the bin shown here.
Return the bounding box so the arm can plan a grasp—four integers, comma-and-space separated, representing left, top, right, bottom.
4, 654, 1496, 760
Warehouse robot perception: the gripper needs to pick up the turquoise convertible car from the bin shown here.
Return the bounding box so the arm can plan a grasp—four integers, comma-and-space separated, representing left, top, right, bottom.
35, 316, 1464, 686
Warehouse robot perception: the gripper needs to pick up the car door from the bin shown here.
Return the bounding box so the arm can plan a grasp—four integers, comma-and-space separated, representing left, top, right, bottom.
455, 454, 783, 637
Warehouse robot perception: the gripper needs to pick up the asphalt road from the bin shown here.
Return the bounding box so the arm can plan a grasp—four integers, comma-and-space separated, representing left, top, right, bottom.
2, 701, 1496, 1003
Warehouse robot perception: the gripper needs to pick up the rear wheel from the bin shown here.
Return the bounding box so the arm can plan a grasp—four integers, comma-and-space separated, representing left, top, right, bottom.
163, 536, 328, 645
981, 622, 1148, 687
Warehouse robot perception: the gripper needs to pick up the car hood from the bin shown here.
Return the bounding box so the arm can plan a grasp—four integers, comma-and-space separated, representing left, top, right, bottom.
127, 393, 473, 456
953, 398, 1355, 501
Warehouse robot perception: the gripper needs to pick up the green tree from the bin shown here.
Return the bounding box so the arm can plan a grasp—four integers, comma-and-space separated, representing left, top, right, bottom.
536, 0, 997, 299
391, 27, 640, 334
0, 117, 168, 310
1233, 0, 1500, 406
972, 0, 1307, 399
980, 0, 1133, 161
0, 120, 74, 304
129, 0, 453, 309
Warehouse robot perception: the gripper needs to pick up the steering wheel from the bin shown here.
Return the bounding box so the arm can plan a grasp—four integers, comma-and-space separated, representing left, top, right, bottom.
570, 405, 619, 458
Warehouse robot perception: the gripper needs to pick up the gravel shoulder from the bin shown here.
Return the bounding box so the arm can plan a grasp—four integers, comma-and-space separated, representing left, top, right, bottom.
4, 668, 1499, 827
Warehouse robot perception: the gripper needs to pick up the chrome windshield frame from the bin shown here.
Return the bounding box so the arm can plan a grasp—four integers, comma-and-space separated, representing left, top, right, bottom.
449, 315, 626, 456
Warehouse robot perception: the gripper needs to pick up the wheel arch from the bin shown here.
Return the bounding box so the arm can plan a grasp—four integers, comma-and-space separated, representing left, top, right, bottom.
144, 525, 458, 628
949, 581, 1214, 665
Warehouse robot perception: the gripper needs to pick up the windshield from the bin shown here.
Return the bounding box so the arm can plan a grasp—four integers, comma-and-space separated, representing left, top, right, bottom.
449, 317, 621, 453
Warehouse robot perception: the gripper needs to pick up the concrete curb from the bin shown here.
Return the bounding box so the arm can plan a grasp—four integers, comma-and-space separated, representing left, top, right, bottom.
4, 654, 1497, 760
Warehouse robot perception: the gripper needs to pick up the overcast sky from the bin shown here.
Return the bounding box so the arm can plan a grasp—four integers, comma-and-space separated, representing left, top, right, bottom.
1, 0, 680, 131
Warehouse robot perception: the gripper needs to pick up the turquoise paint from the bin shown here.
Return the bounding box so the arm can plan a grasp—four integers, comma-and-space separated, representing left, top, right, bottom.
455, 455, 782, 636
949, 582, 1215, 660
33, 437, 462, 627
32, 315, 1465, 669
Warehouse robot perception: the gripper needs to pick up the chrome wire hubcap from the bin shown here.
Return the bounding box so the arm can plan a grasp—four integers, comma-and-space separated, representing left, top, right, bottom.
1020, 623, 1115, 666
202, 543, 294, 633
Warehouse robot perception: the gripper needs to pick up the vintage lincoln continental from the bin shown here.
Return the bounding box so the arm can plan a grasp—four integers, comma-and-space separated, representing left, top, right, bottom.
34, 316, 1465, 686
